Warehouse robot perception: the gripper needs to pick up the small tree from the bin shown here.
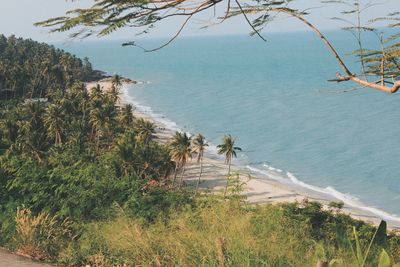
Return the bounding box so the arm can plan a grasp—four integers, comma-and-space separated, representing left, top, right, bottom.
169, 132, 192, 189
192, 133, 208, 195
43, 104, 64, 146
217, 134, 242, 197
133, 118, 156, 144
120, 104, 135, 126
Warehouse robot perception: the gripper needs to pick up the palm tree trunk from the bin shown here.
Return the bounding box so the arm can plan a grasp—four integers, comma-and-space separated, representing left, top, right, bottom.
195, 158, 203, 196
224, 161, 231, 197
55, 132, 59, 146
96, 130, 100, 153
162, 171, 168, 188
12, 80, 17, 99
178, 164, 186, 189
172, 165, 178, 188
124, 164, 129, 177
56, 131, 61, 145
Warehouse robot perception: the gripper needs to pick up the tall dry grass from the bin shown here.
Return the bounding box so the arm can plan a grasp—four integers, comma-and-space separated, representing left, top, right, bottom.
81, 201, 342, 266
14, 208, 73, 261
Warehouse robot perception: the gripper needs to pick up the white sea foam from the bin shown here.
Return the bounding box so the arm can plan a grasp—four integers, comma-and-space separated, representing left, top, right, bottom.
254, 165, 400, 223
135, 80, 151, 85
286, 172, 328, 195
246, 165, 290, 184
286, 171, 400, 222
263, 163, 279, 172
263, 164, 283, 174
123, 84, 400, 224
123, 84, 224, 161
324, 187, 400, 223
122, 85, 180, 132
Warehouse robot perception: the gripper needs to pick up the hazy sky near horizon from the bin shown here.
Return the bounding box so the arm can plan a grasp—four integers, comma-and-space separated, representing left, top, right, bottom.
0, 0, 398, 42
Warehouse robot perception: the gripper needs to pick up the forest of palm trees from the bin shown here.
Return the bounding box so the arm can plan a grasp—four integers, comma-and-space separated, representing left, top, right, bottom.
0, 34, 94, 99
0, 69, 239, 219
0, 35, 241, 237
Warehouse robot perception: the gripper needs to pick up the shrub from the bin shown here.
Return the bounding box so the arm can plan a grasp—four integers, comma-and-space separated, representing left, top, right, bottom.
14, 208, 74, 261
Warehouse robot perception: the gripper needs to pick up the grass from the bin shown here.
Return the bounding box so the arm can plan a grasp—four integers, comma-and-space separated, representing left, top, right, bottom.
56, 197, 390, 267
13, 208, 73, 261
5, 193, 400, 266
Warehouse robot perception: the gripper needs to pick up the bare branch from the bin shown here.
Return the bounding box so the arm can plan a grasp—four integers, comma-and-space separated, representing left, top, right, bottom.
336, 73, 400, 93
234, 0, 267, 42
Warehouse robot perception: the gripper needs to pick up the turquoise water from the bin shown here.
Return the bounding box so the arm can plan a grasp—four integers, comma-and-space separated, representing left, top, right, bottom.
59, 31, 400, 221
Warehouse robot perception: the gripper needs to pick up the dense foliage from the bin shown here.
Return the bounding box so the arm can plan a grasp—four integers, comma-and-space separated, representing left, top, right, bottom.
0, 78, 193, 250
0, 34, 93, 99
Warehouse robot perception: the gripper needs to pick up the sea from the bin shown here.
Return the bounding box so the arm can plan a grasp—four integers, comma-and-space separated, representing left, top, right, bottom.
58, 30, 400, 223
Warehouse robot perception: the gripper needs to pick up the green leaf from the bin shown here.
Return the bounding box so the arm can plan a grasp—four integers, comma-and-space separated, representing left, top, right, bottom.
375, 220, 388, 248
329, 259, 343, 267
362, 220, 387, 266
378, 249, 391, 267
353, 227, 363, 267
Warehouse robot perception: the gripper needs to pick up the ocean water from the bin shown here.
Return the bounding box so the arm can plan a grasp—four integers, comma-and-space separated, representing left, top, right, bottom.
59, 31, 400, 221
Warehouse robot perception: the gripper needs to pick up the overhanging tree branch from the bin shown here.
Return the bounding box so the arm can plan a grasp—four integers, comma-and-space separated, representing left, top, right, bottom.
336, 73, 400, 93
36, 0, 400, 94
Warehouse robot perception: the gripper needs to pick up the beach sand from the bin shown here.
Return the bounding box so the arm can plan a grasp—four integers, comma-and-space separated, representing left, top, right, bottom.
87, 79, 400, 230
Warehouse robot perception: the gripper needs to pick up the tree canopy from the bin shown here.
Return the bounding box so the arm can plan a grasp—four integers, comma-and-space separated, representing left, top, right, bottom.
0, 34, 94, 99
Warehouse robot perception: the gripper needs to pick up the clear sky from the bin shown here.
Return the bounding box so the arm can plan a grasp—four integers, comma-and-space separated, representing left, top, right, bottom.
0, 0, 398, 42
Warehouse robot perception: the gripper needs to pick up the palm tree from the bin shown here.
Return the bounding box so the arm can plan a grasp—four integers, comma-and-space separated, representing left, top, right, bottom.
133, 118, 156, 144
107, 83, 120, 105
101, 101, 118, 140
20, 103, 48, 161
120, 104, 134, 126
69, 82, 90, 113
111, 74, 122, 88
161, 159, 176, 186
89, 107, 106, 152
3, 119, 19, 144
217, 134, 242, 197
115, 139, 134, 177
90, 84, 104, 109
169, 132, 192, 189
90, 84, 103, 97
192, 134, 208, 195
110, 74, 122, 104
43, 104, 64, 145
68, 119, 87, 151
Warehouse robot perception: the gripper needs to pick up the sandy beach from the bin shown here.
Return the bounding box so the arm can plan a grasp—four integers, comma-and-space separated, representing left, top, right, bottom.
87, 78, 400, 230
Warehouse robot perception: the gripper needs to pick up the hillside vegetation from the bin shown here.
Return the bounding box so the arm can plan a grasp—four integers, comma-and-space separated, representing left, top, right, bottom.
0, 34, 93, 99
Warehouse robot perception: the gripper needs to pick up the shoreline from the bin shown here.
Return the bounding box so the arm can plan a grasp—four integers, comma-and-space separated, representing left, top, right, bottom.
88, 78, 400, 230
